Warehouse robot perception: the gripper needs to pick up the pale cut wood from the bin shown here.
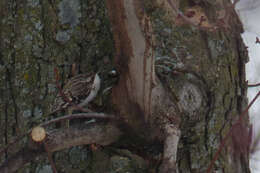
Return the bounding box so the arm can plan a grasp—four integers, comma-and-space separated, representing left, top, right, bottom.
31, 126, 46, 142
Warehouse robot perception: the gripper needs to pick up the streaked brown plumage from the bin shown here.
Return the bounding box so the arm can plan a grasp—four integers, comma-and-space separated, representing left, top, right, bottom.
51, 73, 99, 113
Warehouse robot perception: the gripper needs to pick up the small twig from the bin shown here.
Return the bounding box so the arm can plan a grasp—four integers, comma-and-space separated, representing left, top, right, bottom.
247, 82, 260, 87
54, 68, 73, 105
246, 80, 260, 87
44, 142, 57, 173
40, 113, 115, 127
206, 91, 260, 173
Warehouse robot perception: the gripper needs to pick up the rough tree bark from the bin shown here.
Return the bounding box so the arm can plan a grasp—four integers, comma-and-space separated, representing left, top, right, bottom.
106, 0, 250, 172
0, 0, 250, 172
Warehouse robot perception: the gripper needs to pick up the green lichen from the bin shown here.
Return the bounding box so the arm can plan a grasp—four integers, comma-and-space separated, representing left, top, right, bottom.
144, 0, 248, 171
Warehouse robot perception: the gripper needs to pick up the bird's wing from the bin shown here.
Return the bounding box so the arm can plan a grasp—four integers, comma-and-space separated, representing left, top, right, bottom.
50, 73, 95, 113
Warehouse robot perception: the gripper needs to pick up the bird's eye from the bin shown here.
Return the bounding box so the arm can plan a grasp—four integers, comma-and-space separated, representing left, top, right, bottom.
108, 69, 118, 76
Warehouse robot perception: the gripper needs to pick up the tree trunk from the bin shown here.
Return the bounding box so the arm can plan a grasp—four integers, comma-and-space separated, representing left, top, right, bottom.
0, 0, 250, 172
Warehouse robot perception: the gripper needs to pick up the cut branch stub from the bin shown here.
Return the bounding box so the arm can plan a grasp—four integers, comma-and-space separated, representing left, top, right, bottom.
31, 126, 46, 143
0, 123, 121, 173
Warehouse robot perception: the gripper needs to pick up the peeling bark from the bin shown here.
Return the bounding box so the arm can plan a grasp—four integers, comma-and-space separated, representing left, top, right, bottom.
106, 0, 181, 172
107, 0, 155, 121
